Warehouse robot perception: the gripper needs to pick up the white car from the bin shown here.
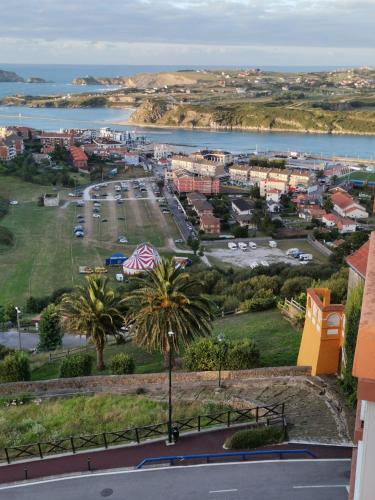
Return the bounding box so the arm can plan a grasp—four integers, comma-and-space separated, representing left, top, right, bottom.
118, 236, 128, 243
228, 242, 237, 250
9, 200, 18, 205
249, 242, 257, 249
93, 213, 101, 218
238, 242, 247, 250
269, 240, 277, 248
286, 248, 299, 256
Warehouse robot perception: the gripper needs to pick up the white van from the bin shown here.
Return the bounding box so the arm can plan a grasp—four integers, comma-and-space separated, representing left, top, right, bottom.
269, 240, 277, 248
238, 242, 247, 250
299, 253, 313, 261
116, 273, 124, 282
228, 242, 237, 250
249, 242, 257, 249
286, 248, 299, 256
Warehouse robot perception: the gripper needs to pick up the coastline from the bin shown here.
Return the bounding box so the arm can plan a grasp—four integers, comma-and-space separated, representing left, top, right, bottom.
116, 119, 375, 137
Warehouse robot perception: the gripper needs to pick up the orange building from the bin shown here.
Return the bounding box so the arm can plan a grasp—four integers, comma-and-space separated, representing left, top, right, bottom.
297, 288, 345, 376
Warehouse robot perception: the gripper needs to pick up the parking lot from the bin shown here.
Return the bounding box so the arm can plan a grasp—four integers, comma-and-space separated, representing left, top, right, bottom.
205, 239, 324, 268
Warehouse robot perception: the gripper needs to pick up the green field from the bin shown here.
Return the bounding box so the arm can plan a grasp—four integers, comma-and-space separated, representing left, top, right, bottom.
347, 170, 375, 182
30, 309, 300, 380
0, 176, 182, 304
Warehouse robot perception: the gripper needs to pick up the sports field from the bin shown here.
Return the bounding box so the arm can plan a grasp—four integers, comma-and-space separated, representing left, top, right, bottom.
0, 176, 182, 305
347, 170, 375, 182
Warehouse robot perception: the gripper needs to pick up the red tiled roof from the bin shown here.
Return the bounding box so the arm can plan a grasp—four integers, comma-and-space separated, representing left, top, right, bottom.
70, 146, 88, 161
323, 213, 339, 223
346, 239, 370, 278
200, 214, 220, 225
331, 192, 355, 210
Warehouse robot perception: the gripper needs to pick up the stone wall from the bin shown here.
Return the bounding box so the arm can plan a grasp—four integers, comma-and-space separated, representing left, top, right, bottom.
0, 366, 311, 397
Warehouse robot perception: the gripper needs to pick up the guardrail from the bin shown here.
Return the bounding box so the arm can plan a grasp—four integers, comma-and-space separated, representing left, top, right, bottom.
136, 449, 317, 469
2, 403, 285, 464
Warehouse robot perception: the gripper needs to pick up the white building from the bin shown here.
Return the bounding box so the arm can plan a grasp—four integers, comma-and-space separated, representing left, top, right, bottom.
124, 152, 140, 166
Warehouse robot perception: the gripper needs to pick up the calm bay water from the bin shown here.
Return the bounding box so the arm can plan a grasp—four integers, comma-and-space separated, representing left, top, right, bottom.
0, 64, 373, 159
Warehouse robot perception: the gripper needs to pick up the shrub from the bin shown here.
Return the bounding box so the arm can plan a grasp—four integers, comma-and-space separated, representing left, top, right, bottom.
184, 337, 220, 371
0, 352, 31, 382
59, 353, 93, 378
239, 289, 276, 312
110, 353, 135, 375
0, 345, 14, 360
222, 296, 240, 313
225, 425, 285, 450
0, 226, 14, 246
226, 340, 260, 370
280, 276, 314, 299
38, 304, 63, 351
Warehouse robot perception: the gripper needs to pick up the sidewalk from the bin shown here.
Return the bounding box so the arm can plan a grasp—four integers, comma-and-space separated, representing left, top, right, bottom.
0, 426, 352, 485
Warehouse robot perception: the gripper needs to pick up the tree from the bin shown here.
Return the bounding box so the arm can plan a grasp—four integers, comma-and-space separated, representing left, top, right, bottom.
58, 275, 127, 370
38, 304, 63, 351
187, 235, 200, 255
323, 198, 334, 212
126, 258, 214, 359
232, 225, 248, 238
4, 303, 17, 324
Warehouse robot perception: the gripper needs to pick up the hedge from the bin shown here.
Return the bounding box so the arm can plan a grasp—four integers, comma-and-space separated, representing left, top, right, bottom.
225, 425, 285, 450
0, 352, 31, 382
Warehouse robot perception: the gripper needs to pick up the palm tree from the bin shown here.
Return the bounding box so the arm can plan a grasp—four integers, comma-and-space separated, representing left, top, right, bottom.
58, 275, 127, 370
125, 258, 214, 356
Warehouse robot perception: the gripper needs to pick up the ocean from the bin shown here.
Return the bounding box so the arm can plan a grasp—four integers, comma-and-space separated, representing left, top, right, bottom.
0, 64, 374, 159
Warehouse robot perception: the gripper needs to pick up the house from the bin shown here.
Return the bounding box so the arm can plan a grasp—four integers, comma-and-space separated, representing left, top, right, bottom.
193, 150, 233, 166
69, 146, 89, 172
191, 199, 214, 216
231, 198, 252, 216
200, 214, 220, 234
266, 189, 282, 203
249, 166, 270, 184
289, 170, 310, 188
0, 130, 24, 161
186, 192, 207, 205
346, 239, 370, 292
322, 213, 356, 233
331, 191, 368, 219
235, 213, 255, 228
172, 169, 220, 195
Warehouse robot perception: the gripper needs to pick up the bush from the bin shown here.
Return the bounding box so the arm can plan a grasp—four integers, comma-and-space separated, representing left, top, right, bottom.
110, 353, 135, 375
225, 425, 285, 450
226, 340, 260, 370
0, 226, 14, 246
59, 353, 93, 378
280, 276, 314, 299
0, 345, 14, 360
0, 352, 31, 382
239, 289, 276, 312
222, 296, 240, 313
184, 337, 220, 371
38, 304, 63, 351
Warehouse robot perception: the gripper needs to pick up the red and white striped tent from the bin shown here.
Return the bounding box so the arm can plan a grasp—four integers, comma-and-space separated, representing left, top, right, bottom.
122, 242, 162, 275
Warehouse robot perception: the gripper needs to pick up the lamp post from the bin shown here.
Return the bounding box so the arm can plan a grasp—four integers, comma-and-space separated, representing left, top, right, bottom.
217, 333, 226, 388
15, 307, 22, 350
167, 330, 175, 444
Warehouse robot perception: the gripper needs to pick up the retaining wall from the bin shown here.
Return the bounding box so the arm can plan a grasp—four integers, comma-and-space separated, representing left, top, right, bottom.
0, 366, 311, 397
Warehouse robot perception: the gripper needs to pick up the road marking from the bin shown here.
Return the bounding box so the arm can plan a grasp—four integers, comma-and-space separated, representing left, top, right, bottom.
293, 484, 348, 489
209, 489, 238, 494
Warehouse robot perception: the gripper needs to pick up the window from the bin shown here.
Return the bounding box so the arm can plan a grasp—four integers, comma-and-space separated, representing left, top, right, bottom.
327, 313, 340, 327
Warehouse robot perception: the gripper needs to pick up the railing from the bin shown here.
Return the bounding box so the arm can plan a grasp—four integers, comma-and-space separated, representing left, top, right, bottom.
2, 403, 285, 464
48, 344, 89, 362
136, 449, 317, 469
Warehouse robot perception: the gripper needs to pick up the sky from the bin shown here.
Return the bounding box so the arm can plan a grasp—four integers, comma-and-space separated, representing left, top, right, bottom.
0, 0, 374, 66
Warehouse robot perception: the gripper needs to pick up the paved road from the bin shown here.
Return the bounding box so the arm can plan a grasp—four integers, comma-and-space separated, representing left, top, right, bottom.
163, 185, 195, 242
0, 331, 86, 350
0, 460, 350, 500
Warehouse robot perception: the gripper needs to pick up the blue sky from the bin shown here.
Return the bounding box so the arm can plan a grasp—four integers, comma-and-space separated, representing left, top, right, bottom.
0, 0, 374, 65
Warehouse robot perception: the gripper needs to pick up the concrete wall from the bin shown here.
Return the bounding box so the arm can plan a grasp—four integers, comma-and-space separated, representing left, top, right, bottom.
307, 236, 333, 257
0, 366, 311, 397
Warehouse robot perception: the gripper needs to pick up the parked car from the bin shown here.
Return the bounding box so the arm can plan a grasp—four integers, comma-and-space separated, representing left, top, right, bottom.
228, 242, 237, 250
286, 248, 299, 256
269, 240, 277, 248
249, 242, 257, 249
93, 213, 101, 218
299, 253, 313, 261
174, 239, 184, 244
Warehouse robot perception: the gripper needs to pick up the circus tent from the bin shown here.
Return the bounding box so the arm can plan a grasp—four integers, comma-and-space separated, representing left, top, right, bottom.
122, 242, 161, 275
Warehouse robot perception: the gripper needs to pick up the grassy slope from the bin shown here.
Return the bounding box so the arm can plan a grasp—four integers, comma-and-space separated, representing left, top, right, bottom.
0, 394, 226, 450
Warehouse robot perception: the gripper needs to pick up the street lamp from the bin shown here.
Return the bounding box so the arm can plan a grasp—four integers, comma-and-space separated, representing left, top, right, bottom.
217, 333, 227, 388
15, 307, 22, 350
167, 330, 175, 444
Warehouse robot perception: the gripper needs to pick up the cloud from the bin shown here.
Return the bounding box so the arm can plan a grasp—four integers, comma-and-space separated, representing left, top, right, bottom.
0, 0, 374, 64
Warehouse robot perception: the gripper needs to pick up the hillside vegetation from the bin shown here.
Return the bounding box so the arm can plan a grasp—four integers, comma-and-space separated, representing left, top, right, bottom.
129, 99, 375, 134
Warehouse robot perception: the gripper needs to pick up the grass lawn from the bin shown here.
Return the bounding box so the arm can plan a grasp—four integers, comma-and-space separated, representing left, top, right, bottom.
347, 171, 375, 182
0, 176, 182, 304
0, 393, 225, 452
213, 310, 301, 367
30, 309, 300, 380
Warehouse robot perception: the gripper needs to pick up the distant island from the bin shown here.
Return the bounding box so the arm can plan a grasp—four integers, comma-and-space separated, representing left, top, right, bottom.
0, 69, 52, 83
3, 67, 375, 135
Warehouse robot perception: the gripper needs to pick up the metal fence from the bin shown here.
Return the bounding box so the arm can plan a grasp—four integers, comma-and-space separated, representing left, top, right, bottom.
2, 402, 285, 464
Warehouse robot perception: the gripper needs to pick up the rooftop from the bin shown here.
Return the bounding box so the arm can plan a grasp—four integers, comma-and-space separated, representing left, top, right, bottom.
346, 239, 371, 279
